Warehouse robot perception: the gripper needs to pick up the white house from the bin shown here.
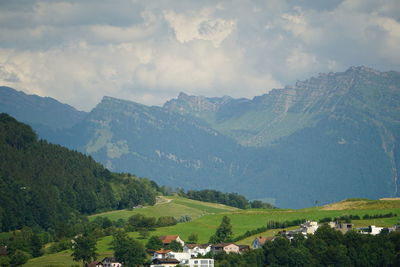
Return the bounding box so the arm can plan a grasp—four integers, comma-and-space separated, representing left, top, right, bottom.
300, 221, 319, 235
153, 249, 172, 260
152, 249, 192, 266
188, 258, 214, 267
166, 251, 191, 264
183, 244, 212, 256
359, 225, 384, 235
102, 257, 122, 267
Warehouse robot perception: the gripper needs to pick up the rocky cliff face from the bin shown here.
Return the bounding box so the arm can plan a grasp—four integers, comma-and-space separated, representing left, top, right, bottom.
165, 66, 400, 147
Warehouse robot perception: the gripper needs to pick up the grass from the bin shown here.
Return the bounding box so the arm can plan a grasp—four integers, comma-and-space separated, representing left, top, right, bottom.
89, 196, 237, 222
322, 199, 400, 210
238, 227, 299, 246
24, 198, 400, 266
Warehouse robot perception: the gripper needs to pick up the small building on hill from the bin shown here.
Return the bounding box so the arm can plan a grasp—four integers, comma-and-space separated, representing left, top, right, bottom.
238, 245, 250, 253
358, 225, 384, 235
183, 243, 211, 256
102, 257, 122, 267
252, 236, 274, 249
159, 235, 185, 246
211, 243, 240, 254
153, 249, 173, 259
329, 222, 354, 234
300, 221, 319, 234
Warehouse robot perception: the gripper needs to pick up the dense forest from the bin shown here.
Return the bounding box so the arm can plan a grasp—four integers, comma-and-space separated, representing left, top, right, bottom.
0, 113, 159, 233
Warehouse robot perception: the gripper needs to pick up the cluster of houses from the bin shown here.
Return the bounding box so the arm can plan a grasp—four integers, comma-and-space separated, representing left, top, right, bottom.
85, 221, 400, 266
149, 235, 250, 267
86, 235, 249, 267
253, 220, 400, 247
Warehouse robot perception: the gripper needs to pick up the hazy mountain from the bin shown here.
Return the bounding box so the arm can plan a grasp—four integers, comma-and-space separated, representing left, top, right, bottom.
165, 66, 400, 147
61, 96, 251, 190
1, 66, 399, 208
0, 86, 87, 130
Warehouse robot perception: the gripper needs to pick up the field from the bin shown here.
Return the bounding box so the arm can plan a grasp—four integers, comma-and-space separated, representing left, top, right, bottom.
23, 197, 400, 266
89, 196, 238, 221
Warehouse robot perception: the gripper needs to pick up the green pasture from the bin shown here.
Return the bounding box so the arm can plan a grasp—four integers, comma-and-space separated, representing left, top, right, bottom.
89, 196, 237, 222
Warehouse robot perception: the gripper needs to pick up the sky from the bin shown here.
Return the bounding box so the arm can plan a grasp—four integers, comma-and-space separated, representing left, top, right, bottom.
0, 0, 399, 111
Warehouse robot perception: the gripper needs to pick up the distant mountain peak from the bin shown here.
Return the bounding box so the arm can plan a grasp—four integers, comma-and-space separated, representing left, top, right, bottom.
100, 95, 147, 108
346, 65, 380, 73
164, 92, 234, 115
0, 86, 86, 130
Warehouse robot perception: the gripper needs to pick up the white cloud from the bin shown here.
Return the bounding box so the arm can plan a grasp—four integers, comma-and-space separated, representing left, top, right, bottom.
164, 8, 236, 47
286, 48, 317, 72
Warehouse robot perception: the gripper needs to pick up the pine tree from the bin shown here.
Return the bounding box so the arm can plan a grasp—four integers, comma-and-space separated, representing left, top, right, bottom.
209, 216, 233, 243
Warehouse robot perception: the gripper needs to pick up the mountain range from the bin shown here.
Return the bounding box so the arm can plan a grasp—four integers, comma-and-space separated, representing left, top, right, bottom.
1, 66, 399, 208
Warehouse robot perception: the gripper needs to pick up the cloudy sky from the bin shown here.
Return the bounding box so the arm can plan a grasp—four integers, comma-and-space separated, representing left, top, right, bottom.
1, 0, 399, 111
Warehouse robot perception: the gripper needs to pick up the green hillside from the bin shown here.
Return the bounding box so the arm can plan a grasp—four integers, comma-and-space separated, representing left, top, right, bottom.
89, 196, 238, 221
24, 198, 400, 266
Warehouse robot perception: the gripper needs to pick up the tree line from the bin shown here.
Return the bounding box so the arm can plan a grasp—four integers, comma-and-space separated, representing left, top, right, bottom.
179, 189, 274, 209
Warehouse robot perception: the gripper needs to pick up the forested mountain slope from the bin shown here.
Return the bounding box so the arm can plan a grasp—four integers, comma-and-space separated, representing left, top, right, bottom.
0, 114, 158, 232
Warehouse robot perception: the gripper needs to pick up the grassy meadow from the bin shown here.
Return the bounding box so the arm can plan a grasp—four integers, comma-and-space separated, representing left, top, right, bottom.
89, 196, 238, 221
23, 197, 400, 266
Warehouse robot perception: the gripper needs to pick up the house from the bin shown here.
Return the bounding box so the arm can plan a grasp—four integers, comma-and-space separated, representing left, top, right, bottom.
152, 249, 193, 265
183, 243, 211, 256
150, 258, 181, 267
358, 225, 384, 235
153, 249, 173, 259
86, 261, 103, 267
238, 245, 250, 253
188, 258, 214, 267
159, 235, 185, 246
300, 221, 319, 234
279, 229, 304, 241
102, 257, 122, 267
166, 252, 191, 264
211, 243, 240, 254
329, 222, 354, 234
252, 236, 274, 249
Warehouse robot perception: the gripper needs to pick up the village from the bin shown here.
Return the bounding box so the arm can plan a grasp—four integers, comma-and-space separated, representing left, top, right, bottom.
84, 220, 400, 267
